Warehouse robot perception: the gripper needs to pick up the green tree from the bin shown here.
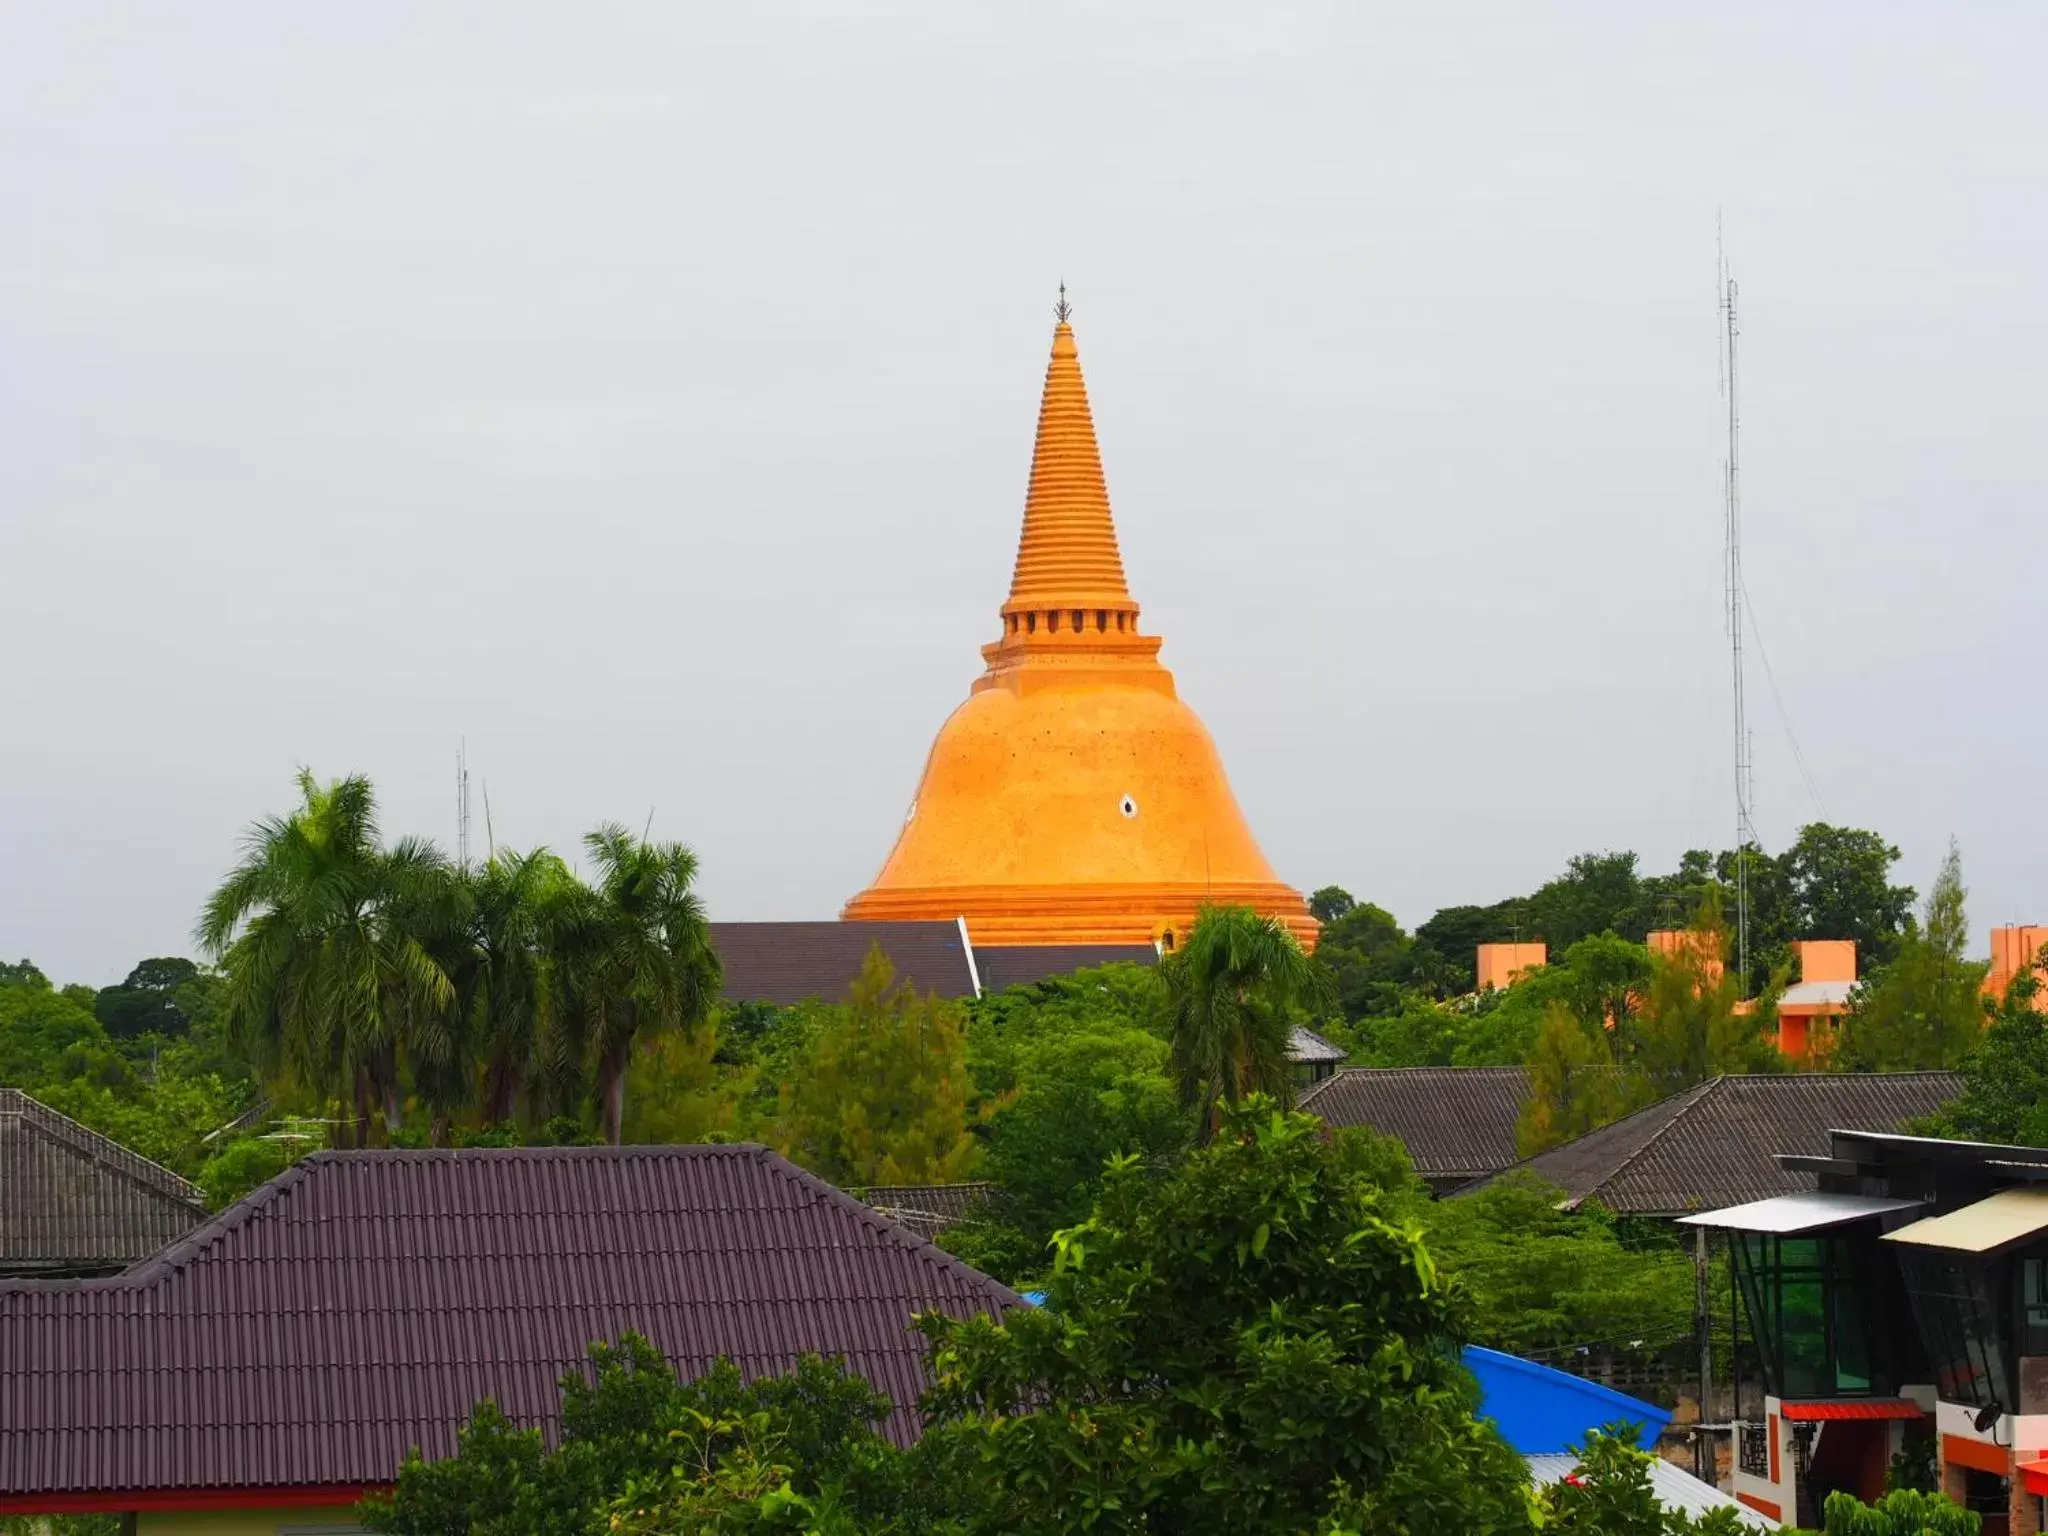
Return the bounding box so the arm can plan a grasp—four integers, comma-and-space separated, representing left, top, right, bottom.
1782, 823, 1917, 969
93, 956, 202, 1039
913, 1099, 1535, 1534
1516, 1002, 1649, 1157
1537, 1427, 1747, 1534
1629, 895, 1781, 1094
1161, 905, 1325, 1133
1915, 966, 2044, 1143
1425, 1174, 1695, 1358
545, 825, 720, 1145
1840, 844, 1987, 1072
1820, 1486, 1980, 1535
0, 958, 51, 990
775, 947, 979, 1186
1313, 898, 1416, 1019
362, 1338, 907, 1536
952, 1023, 1192, 1284
198, 770, 454, 1146
1526, 850, 1647, 949
1308, 884, 1355, 924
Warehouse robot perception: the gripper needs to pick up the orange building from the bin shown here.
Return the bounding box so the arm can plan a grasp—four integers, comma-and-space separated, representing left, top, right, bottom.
1775, 940, 1859, 1064
1985, 924, 2048, 1012
1475, 942, 1546, 991
842, 304, 1314, 949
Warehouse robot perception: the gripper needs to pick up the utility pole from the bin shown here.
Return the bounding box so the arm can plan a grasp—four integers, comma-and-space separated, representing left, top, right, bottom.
1719, 230, 1757, 986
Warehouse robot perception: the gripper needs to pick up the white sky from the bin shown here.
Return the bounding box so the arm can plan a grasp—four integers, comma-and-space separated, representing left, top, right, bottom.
3, 2, 2043, 985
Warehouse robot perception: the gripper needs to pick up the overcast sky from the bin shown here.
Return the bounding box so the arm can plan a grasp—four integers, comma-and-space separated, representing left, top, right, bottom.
3, 3, 2043, 986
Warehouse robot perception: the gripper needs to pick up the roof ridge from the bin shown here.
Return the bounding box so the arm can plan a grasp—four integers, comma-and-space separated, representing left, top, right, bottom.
0, 1086, 205, 1207
1600, 1075, 1723, 1172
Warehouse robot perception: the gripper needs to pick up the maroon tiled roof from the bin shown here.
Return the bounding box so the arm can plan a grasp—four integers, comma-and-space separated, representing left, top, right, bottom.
0, 1144, 1020, 1502
0, 1089, 206, 1277
710, 921, 974, 1004
1496, 1072, 1966, 1215
1298, 1067, 1531, 1191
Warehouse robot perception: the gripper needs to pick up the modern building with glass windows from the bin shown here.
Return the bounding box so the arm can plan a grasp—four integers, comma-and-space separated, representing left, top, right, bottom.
1685, 1131, 2048, 1534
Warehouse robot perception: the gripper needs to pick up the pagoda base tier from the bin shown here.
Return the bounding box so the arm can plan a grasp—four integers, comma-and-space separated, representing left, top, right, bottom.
841, 880, 1318, 951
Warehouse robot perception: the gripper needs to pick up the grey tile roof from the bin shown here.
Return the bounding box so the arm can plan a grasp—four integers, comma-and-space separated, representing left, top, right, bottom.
710, 921, 974, 1005
0, 1089, 206, 1277
1297, 1068, 1532, 1189
1288, 1026, 1348, 1066
1496, 1072, 1966, 1216
0, 1143, 1022, 1501
856, 1182, 996, 1238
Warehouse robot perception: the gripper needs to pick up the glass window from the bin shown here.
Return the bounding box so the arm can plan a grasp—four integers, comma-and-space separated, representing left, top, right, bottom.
1899, 1250, 2011, 1409
1729, 1230, 1889, 1399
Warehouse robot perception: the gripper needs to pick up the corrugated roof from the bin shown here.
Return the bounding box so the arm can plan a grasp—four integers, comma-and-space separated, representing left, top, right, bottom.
1298, 1068, 1531, 1188
1677, 1191, 1925, 1234
0, 1144, 1021, 1499
0, 1089, 206, 1277
1781, 980, 1856, 1008
1499, 1073, 1965, 1216
710, 921, 974, 1005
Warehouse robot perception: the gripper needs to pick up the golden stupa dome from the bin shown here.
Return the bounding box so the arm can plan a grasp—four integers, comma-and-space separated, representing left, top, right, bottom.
842, 301, 1315, 949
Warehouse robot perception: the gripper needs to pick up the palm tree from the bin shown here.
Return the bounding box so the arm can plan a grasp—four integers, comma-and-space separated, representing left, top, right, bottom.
466, 847, 569, 1125
545, 825, 720, 1144
198, 771, 453, 1147
1163, 905, 1327, 1137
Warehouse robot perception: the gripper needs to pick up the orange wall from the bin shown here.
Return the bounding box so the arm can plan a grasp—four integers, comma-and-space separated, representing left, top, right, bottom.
1796, 939, 1857, 984
1987, 925, 2048, 1011
1476, 942, 1546, 991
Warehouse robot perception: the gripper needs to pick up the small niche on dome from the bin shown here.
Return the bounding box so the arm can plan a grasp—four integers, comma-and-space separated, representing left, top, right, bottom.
1026, 612, 1037, 634
1072, 609, 1084, 632
1047, 610, 1060, 632
1119, 794, 1138, 819
1116, 612, 1127, 631
1095, 609, 1107, 631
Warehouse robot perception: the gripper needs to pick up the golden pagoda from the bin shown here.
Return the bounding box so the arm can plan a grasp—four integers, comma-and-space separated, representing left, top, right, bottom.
842, 299, 1316, 950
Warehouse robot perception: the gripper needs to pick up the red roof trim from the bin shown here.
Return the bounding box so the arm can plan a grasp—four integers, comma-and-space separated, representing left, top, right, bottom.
0, 1483, 384, 1516
1780, 1399, 1927, 1422
2019, 1459, 2048, 1497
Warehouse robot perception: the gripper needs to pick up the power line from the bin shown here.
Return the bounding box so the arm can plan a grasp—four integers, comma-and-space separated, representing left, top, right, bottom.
1738, 578, 1828, 821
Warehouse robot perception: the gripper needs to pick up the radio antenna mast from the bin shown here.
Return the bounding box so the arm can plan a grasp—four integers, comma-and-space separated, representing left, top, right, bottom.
1719, 226, 1757, 986
456, 740, 473, 869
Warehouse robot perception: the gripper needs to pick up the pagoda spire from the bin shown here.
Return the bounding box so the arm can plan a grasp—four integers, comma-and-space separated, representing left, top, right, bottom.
1000, 303, 1137, 622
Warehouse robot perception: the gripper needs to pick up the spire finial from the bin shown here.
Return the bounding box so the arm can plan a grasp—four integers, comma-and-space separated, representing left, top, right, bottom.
1054, 280, 1071, 325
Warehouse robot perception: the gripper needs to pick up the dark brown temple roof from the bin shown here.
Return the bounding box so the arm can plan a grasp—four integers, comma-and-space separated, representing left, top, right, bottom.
1495, 1072, 1965, 1215
0, 1088, 205, 1277
710, 921, 1156, 1006
0, 1144, 1021, 1501
974, 944, 1157, 992
711, 921, 975, 1004
1298, 1067, 1531, 1190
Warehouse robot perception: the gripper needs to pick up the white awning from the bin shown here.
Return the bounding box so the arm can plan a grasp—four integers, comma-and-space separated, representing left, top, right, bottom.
1677, 1192, 1924, 1235
1882, 1187, 2048, 1254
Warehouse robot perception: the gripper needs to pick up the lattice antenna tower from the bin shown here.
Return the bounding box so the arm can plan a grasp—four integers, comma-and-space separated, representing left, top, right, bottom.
456, 740, 473, 869
1719, 232, 1757, 985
